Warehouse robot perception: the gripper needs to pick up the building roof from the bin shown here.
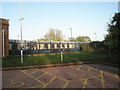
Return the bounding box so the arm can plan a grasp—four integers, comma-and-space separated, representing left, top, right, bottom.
0, 18, 9, 26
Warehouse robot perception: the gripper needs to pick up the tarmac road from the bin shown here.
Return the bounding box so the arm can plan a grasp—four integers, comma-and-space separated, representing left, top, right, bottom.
2, 64, 119, 88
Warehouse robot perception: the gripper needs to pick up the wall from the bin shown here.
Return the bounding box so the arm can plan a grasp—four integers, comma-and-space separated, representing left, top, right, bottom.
0, 18, 9, 57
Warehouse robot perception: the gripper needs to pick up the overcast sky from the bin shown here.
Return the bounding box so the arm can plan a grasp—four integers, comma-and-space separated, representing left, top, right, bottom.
1, 1, 118, 41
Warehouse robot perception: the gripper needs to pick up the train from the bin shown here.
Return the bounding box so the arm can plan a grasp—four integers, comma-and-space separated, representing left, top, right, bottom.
9, 39, 82, 55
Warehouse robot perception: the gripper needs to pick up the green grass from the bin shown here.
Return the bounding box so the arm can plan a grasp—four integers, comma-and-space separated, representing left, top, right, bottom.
2, 51, 118, 67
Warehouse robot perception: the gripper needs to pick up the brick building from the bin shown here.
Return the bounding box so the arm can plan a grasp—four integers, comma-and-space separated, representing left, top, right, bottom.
0, 18, 9, 57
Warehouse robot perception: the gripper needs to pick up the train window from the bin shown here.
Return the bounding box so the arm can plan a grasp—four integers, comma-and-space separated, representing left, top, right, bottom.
72, 44, 74, 48
67, 44, 69, 48
12, 42, 18, 50
57, 44, 60, 48
44, 44, 48, 49
75, 44, 77, 48
39, 44, 41, 49
50, 44, 54, 49
62, 44, 64, 48
9, 43, 12, 50
37, 44, 39, 49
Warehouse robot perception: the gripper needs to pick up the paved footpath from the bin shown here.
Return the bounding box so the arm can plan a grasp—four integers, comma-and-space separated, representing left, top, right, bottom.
2, 64, 120, 88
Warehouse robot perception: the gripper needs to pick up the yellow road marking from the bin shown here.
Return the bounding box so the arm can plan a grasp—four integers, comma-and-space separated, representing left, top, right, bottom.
38, 69, 68, 82
28, 85, 42, 88
63, 81, 70, 88
115, 75, 120, 82
66, 71, 77, 77
100, 71, 105, 88
36, 73, 47, 79
20, 70, 45, 85
67, 70, 101, 79
67, 71, 86, 77
71, 78, 85, 82
87, 67, 101, 77
72, 75, 102, 82
86, 75, 100, 80
8, 79, 25, 88
68, 64, 101, 74
22, 69, 39, 74
77, 69, 98, 72
88, 67, 91, 71
8, 79, 16, 87
42, 76, 56, 88
88, 66, 99, 71
77, 65, 81, 70
83, 78, 87, 88
68, 65, 72, 67
21, 69, 28, 72
29, 70, 39, 75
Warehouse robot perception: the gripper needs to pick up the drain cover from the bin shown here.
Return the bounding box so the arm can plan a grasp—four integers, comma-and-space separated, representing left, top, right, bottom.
67, 79, 72, 80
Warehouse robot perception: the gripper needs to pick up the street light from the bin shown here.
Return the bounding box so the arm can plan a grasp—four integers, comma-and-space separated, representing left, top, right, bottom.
49, 39, 52, 53
19, 18, 24, 63
94, 33, 97, 41
19, 0, 24, 63
68, 28, 72, 42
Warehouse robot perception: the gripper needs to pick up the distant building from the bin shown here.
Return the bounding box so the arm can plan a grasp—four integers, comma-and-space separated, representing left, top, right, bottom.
0, 18, 9, 57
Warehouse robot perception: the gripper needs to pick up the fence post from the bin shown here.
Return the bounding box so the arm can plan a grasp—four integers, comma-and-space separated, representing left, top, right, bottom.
61, 49, 63, 62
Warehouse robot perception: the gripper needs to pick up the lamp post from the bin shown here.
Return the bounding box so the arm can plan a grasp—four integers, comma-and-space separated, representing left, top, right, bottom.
50, 39, 52, 53
94, 33, 97, 41
19, 18, 24, 63
19, 0, 24, 63
17, 34, 19, 41
2, 29, 5, 58
68, 28, 72, 42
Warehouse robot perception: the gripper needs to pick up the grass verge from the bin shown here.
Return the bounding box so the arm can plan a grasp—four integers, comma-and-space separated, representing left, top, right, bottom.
2, 51, 118, 68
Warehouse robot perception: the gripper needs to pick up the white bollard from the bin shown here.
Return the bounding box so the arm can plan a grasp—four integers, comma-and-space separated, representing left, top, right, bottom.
61, 51, 63, 62
21, 49, 23, 63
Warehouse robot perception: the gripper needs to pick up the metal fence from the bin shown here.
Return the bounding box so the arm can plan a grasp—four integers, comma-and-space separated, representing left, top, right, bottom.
9, 48, 80, 55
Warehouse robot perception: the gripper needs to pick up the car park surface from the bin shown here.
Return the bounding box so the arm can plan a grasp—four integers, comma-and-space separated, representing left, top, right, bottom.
2, 64, 119, 88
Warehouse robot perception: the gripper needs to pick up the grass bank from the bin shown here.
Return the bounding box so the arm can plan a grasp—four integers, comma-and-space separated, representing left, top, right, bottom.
2, 51, 118, 67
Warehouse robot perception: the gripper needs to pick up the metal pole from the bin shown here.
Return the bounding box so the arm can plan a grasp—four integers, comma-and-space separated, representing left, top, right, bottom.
61, 50, 63, 62
20, 18, 23, 63
17, 35, 19, 41
2, 29, 5, 58
69, 28, 72, 42
71, 28, 72, 40
50, 40, 51, 53
94, 33, 97, 41
20, 0, 24, 63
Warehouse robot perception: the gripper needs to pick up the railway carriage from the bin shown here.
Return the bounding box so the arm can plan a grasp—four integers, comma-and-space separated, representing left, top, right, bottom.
9, 39, 81, 55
